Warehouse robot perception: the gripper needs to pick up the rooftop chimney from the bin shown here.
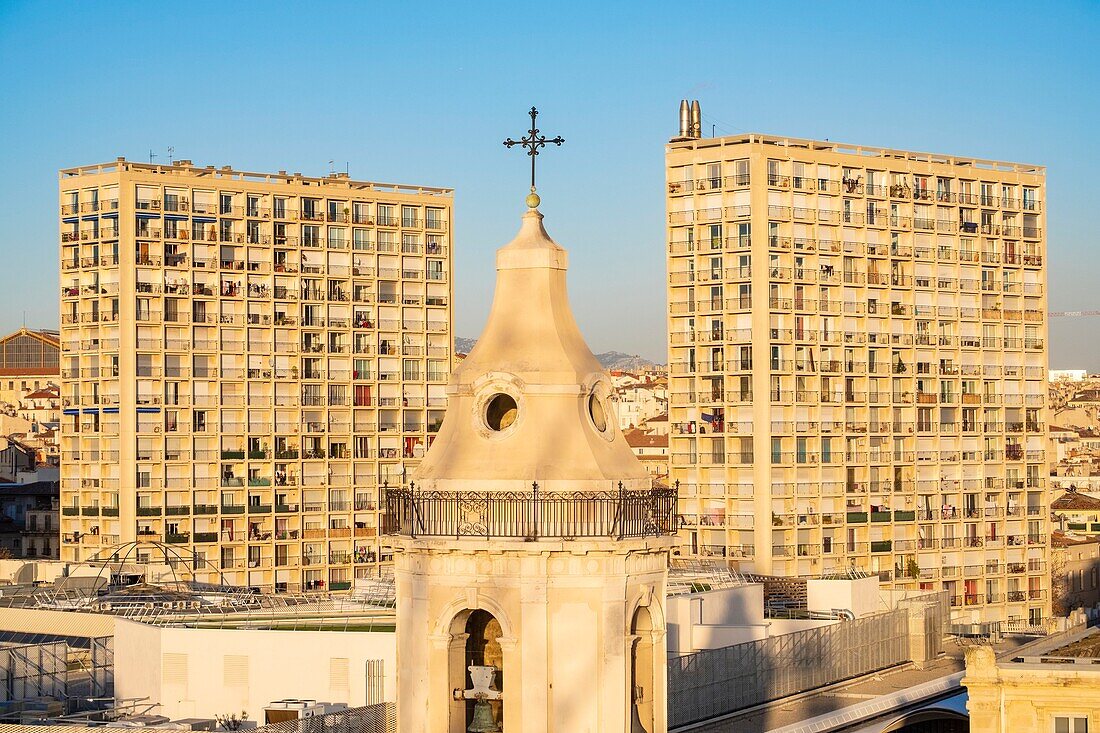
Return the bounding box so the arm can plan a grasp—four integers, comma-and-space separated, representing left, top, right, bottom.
672, 99, 703, 142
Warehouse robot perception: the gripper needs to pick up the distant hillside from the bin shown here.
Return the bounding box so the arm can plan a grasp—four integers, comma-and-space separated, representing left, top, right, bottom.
455, 338, 663, 371
593, 351, 664, 372
454, 337, 478, 354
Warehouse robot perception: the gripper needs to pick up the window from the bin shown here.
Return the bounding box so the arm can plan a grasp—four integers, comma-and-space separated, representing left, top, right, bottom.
303, 225, 321, 247
771, 437, 783, 464
426, 207, 444, 229
377, 204, 395, 226
1054, 717, 1087, 733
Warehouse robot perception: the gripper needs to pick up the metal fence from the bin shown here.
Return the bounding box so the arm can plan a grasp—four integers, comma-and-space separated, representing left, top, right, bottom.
667, 609, 910, 728
251, 704, 396, 733
384, 485, 677, 540
0, 641, 69, 703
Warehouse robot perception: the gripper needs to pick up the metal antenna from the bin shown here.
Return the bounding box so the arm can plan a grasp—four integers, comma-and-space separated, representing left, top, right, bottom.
149, 149, 156, 164
168, 146, 175, 164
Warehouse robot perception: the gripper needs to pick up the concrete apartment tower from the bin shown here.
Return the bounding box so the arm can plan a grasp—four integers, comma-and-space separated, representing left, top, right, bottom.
390, 198, 677, 732
665, 103, 1050, 625
58, 159, 453, 591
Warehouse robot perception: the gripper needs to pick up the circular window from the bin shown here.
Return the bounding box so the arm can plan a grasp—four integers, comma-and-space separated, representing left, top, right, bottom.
485, 393, 518, 432
588, 394, 608, 433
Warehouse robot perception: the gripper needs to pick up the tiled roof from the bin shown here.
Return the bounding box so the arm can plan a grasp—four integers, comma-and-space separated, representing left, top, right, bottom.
23, 387, 59, 400
1052, 491, 1100, 511
1052, 531, 1100, 548
623, 429, 668, 449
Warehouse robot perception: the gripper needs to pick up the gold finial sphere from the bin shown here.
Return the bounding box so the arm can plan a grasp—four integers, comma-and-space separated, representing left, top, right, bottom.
526, 190, 541, 209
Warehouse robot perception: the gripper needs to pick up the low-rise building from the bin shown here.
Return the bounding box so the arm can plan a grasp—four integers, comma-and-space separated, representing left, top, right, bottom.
965, 627, 1100, 733
0, 437, 36, 482
611, 376, 668, 431
642, 411, 669, 436
18, 385, 60, 426
23, 498, 59, 559
0, 328, 60, 411
1050, 369, 1089, 382
0, 481, 60, 559
623, 428, 669, 480
1052, 490, 1100, 534
1052, 532, 1100, 613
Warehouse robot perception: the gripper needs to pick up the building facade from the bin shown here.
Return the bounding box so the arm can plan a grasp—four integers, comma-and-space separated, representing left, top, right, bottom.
59, 158, 453, 591
0, 328, 60, 410
965, 633, 1100, 733
665, 128, 1050, 623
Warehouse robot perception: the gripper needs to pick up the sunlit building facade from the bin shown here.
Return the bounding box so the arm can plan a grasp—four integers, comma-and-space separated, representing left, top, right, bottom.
666, 132, 1049, 622
59, 158, 453, 591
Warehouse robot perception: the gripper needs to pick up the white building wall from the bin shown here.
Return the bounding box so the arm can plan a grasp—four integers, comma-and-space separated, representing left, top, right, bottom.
806, 576, 881, 618
114, 620, 397, 721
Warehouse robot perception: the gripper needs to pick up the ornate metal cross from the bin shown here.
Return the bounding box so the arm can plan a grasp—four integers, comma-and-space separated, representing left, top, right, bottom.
503, 107, 564, 192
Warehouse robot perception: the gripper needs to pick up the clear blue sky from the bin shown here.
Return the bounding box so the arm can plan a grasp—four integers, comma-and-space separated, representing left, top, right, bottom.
1, 1, 1097, 365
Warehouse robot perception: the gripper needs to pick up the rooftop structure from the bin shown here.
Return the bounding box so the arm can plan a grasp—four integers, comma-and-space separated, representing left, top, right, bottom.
965, 626, 1100, 733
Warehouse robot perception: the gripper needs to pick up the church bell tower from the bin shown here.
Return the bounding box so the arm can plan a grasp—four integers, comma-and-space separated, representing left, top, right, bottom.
388, 110, 676, 733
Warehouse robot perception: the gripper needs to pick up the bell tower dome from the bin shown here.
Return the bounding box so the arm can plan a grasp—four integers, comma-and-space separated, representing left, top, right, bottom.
390, 196, 676, 733
413, 207, 649, 492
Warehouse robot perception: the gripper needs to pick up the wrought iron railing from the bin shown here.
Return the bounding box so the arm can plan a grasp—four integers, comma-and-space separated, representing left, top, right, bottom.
383, 483, 677, 540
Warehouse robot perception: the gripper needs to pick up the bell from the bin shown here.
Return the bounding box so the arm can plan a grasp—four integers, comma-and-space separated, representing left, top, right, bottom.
467, 698, 501, 733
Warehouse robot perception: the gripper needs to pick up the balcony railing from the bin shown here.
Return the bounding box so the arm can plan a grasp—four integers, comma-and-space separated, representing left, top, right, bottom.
384, 483, 677, 540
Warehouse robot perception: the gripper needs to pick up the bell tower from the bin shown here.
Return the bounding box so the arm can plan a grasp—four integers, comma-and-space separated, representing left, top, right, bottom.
389, 161, 676, 732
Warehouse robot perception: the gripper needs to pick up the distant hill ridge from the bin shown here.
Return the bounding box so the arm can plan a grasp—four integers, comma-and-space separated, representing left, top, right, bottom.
454, 337, 664, 371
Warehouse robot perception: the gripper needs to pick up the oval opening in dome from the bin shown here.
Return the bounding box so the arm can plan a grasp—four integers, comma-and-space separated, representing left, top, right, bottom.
588, 394, 608, 433
485, 393, 518, 431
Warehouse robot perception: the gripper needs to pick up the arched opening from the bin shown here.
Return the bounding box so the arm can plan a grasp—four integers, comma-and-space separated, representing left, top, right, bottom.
881, 709, 969, 733
452, 609, 504, 732
630, 606, 655, 733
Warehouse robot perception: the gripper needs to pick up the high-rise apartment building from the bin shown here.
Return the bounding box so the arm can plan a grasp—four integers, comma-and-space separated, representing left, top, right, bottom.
665, 119, 1049, 623
59, 158, 453, 592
